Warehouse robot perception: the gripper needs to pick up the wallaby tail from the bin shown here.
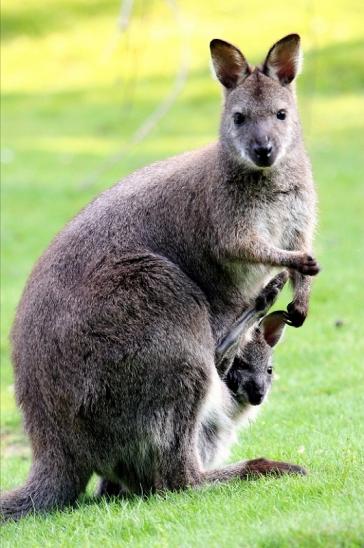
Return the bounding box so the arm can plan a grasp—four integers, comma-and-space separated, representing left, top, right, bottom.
0, 483, 46, 522
0, 457, 90, 522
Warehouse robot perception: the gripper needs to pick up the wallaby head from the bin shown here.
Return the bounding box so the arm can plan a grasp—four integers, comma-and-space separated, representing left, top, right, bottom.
226, 311, 286, 406
210, 34, 302, 169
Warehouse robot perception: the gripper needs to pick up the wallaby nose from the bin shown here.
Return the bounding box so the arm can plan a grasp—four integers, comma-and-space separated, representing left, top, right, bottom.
253, 143, 273, 160
246, 381, 265, 405
250, 391, 264, 405
251, 139, 275, 167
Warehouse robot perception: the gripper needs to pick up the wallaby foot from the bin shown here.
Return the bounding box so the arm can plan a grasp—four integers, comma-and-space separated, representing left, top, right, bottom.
243, 457, 306, 477
0, 456, 90, 521
96, 479, 128, 499
159, 451, 306, 492
285, 268, 312, 327
201, 457, 306, 484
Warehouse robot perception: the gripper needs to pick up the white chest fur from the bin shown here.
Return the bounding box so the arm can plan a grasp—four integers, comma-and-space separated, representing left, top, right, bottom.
197, 370, 262, 470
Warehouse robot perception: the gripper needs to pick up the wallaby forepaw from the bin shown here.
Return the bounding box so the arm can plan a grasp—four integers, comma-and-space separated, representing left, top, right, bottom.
294, 254, 320, 276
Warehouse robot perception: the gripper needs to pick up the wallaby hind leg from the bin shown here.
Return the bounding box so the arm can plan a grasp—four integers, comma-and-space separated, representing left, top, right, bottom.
151, 388, 305, 492
0, 453, 91, 521
162, 455, 305, 492
158, 448, 305, 492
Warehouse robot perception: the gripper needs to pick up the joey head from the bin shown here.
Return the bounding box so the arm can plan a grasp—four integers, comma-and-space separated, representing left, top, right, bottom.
225, 312, 286, 407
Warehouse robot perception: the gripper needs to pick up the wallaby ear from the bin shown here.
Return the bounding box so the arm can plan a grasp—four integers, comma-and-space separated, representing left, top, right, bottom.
263, 34, 302, 85
260, 311, 286, 347
210, 39, 251, 89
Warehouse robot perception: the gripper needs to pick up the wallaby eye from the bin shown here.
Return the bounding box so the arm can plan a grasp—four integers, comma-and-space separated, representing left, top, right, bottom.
276, 109, 286, 120
267, 366, 273, 375
233, 112, 245, 125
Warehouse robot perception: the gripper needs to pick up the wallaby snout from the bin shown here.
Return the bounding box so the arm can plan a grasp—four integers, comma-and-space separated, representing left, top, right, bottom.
228, 357, 273, 407
231, 368, 269, 406
245, 380, 266, 406
251, 137, 274, 168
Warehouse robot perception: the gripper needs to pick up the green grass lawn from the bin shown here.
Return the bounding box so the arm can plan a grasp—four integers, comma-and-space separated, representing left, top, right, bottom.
1, 0, 364, 545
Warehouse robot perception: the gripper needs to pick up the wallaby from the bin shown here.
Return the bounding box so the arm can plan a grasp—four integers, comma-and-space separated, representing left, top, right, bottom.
1, 34, 317, 520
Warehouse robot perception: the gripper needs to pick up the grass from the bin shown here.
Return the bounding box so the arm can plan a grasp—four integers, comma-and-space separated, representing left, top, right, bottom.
1, 0, 364, 545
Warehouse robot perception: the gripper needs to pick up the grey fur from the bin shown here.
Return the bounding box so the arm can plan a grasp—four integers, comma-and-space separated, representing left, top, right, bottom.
1, 34, 316, 520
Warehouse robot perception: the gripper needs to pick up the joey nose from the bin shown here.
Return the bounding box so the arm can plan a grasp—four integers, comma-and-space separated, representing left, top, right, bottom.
246, 381, 265, 405
250, 391, 264, 405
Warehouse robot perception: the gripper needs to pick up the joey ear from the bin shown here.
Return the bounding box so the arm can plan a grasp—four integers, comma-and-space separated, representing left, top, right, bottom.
263, 34, 302, 85
210, 39, 251, 89
260, 311, 286, 347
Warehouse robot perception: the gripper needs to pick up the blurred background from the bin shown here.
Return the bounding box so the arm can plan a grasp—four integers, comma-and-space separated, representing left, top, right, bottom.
1, 0, 364, 534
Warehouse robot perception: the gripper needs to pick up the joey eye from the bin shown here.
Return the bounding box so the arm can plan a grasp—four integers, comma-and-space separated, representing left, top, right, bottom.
267, 366, 273, 375
233, 112, 245, 125
276, 110, 286, 120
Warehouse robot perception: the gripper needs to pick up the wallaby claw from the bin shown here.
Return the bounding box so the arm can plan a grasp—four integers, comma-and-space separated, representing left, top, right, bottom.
284, 301, 307, 328
283, 312, 294, 327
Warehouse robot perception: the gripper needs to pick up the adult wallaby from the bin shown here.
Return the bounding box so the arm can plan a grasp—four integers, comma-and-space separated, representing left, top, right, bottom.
1, 34, 317, 520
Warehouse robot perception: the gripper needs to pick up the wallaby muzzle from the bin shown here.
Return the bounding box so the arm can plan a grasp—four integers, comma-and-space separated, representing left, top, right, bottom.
245, 380, 266, 405
249, 135, 277, 168
251, 143, 275, 167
